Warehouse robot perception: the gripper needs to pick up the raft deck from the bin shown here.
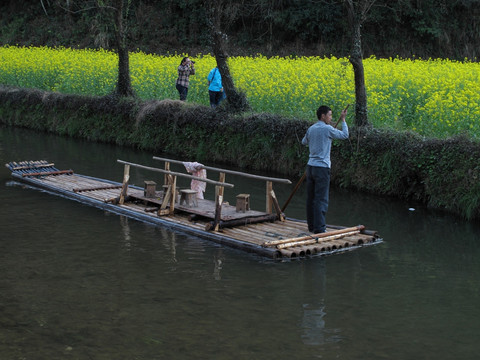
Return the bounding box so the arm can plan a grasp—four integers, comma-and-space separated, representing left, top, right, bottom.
6, 160, 382, 259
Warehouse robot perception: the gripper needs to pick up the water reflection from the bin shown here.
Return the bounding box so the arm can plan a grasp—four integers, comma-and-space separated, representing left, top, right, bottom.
2, 126, 480, 359
301, 264, 327, 345
213, 249, 225, 280
298, 260, 343, 346
301, 304, 327, 345
159, 227, 178, 263
119, 215, 132, 251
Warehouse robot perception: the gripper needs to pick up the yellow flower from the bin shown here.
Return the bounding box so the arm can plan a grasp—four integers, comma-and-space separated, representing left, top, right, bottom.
1, 46, 479, 138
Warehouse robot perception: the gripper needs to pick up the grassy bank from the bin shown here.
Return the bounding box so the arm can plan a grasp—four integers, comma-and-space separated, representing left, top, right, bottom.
1, 46, 480, 138
1, 85, 479, 220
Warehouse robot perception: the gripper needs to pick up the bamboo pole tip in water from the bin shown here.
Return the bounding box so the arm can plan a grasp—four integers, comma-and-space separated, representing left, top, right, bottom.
272, 250, 282, 260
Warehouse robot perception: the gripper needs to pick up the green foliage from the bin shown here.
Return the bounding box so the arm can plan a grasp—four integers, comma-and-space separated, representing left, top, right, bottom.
1, 85, 480, 220
1, 0, 479, 59
333, 128, 480, 219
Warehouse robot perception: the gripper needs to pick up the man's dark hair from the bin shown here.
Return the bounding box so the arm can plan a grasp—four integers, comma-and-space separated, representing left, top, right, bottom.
317, 105, 331, 120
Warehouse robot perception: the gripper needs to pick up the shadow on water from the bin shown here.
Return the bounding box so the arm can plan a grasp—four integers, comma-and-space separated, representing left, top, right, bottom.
1, 126, 480, 359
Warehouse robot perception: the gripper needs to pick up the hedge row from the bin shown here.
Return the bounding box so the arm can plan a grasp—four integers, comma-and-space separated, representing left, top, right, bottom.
1, 85, 479, 220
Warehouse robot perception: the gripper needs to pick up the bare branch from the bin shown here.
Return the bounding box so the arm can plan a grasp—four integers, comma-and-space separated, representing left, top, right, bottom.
40, 0, 49, 16
56, 3, 116, 14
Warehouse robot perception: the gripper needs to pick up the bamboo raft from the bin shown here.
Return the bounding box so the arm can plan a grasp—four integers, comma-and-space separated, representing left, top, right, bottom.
5, 159, 382, 259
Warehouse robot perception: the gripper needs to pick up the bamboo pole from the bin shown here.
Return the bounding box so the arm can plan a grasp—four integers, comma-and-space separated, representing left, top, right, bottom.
22, 170, 73, 177
217, 172, 225, 198
160, 185, 172, 210
212, 172, 226, 231
213, 193, 223, 231
12, 163, 55, 171
274, 230, 362, 249
119, 164, 130, 205
266, 181, 273, 213
279, 249, 297, 258
163, 161, 170, 187
205, 214, 278, 231
333, 104, 350, 128
270, 189, 285, 221
281, 171, 306, 212
117, 160, 234, 188
73, 185, 122, 193
263, 225, 364, 246
262, 225, 365, 248
153, 156, 291, 184
170, 174, 177, 215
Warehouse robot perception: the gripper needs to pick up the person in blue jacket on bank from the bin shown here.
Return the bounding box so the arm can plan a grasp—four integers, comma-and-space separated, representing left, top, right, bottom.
207, 67, 225, 108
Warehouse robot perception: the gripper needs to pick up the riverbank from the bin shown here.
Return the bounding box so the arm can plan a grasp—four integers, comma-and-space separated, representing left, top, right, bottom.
1, 85, 479, 220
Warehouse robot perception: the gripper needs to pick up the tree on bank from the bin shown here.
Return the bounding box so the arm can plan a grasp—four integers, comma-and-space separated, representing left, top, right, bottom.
344, 0, 376, 127
205, 0, 250, 112
112, 0, 135, 97
54, 0, 135, 97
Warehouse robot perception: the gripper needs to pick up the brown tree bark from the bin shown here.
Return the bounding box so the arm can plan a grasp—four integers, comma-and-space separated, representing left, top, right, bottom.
54, 0, 135, 97
349, 20, 368, 127
345, 0, 376, 127
114, 0, 135, 97
207, 0, 250, 112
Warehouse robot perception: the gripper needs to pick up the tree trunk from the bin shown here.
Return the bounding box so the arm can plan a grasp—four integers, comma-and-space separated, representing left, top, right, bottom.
212, 31, 250, 112
349, 34, 368, 126
208, 0, 249, 112
346, 0, 370, 127
114, 0, 134, 97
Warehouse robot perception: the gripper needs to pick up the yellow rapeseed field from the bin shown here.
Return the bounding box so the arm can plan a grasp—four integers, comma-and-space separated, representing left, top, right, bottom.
1, 45, 479, 138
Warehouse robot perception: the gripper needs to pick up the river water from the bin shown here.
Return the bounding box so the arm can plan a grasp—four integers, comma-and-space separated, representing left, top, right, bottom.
1, 126, 479, 360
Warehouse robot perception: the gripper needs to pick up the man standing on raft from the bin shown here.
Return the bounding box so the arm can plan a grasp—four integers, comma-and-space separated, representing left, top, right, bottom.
302, 105, 349, 234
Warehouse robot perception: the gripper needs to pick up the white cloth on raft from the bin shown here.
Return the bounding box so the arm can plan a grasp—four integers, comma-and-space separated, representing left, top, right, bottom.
183, 162, 207, 199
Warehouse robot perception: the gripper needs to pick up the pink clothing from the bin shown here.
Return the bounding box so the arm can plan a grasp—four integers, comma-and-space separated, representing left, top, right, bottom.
183, 162, 207, 199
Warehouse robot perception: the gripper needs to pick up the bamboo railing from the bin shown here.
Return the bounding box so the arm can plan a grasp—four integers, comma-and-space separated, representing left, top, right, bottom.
152, 156, 291, 216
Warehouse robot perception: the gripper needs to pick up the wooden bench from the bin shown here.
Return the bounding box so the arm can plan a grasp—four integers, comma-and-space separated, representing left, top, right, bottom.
180, 189, 198, 207
236, 193, 250, 212
144, 180, 157, 198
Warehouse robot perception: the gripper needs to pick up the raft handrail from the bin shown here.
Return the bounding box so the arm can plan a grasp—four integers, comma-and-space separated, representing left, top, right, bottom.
152, 156, 292, 185
117, 160, 235, 188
